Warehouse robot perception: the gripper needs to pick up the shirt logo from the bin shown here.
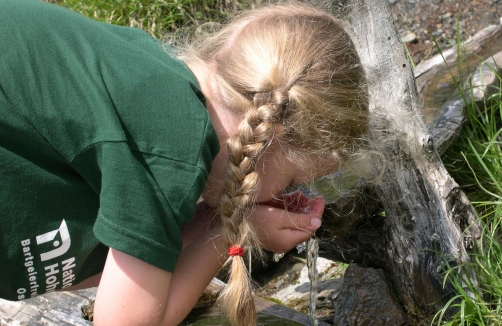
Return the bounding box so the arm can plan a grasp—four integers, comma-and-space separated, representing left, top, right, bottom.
36, 219, 71, 262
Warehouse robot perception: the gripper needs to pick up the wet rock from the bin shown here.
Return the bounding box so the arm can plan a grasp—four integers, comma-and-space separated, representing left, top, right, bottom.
183, 277, 332, 325
275, 279, 285, 290
333, 264, 407, 326
273, 257, 342, 303
270, 257, 345, 324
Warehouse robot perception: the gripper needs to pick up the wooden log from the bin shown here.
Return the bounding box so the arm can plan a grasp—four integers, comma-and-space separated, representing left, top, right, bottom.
318, 0, 481, 323
428, 49, 502, 153
0, 289, 95, 326
319, 35, 502, 266
415, 25, 502, 112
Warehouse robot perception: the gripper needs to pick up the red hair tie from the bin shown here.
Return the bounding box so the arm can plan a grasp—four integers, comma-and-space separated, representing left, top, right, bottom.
228, 245, 244, 257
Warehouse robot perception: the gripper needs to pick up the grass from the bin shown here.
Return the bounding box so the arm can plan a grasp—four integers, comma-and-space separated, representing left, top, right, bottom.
45, 0, 251, 38
434, 35, 502, 325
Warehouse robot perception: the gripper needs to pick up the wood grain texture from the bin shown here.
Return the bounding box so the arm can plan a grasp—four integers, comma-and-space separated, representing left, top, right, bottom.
319, 0, 481, 323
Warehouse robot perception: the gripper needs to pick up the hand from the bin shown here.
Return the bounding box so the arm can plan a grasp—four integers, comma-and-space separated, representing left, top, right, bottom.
248, 192, 325, 253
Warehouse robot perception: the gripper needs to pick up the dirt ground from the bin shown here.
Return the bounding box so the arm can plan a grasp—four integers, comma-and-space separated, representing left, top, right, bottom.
390, 0, 502, 64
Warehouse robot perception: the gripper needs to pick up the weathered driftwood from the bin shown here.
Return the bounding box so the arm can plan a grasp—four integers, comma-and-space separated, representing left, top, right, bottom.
429, 49, 502, 153
0, 289, 95, 326
416, 25, 502, 112
416, 25, 502, 153
319, 30, 502, 264
317, 0, 482, 324
319, 30, 502, 270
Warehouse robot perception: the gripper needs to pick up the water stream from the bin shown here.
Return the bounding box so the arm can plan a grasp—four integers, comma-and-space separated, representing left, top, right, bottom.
306, 237, 319, 326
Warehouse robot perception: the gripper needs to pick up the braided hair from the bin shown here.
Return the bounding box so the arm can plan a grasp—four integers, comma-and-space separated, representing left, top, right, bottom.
181, 3, 369, 325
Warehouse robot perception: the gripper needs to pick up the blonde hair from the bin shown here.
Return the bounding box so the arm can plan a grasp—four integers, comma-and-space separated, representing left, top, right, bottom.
180, 3, 368, 325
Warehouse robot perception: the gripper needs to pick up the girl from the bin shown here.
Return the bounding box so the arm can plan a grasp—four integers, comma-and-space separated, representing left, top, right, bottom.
0, 0, 368, 325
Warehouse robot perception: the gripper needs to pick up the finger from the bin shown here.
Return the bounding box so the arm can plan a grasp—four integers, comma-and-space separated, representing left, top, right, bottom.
273, 228, 312, 253
279, 211, 317, 232
279, 197, 325, 232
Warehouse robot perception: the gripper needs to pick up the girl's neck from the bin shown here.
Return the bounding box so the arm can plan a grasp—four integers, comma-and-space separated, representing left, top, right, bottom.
186, 60, 241, 206
186, 60, 240, 143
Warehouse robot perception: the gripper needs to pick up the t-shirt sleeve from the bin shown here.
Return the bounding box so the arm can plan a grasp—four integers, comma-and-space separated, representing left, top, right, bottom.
71, 141, 207, 272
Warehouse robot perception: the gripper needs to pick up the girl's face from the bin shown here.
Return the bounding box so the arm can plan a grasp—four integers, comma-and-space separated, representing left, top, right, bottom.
192, 62, 337, 207
202, 142, 337, 207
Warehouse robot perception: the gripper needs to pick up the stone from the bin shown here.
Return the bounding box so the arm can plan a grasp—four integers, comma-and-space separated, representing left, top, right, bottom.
270, 258, 345, 325
273, 257, 341, 302
400, 31, 417, 43
333, 264, 407, 326
183, 278, 332, 325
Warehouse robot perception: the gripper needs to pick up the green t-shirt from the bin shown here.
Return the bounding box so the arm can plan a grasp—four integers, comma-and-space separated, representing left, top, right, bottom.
0, 0, 219, 301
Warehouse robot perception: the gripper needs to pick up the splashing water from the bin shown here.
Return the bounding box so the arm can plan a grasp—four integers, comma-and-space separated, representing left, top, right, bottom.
307, 237, 319, 326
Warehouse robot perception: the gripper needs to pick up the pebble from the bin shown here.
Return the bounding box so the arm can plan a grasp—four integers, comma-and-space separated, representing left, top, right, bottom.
297, 257, 335, 284
391, 0, 502, 62
401, 31, 417, 43
432, 29, 443, 37
275, 279, 285, 290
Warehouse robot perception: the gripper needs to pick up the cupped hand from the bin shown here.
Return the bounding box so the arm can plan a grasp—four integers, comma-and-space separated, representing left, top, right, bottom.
248, 191, 325, 253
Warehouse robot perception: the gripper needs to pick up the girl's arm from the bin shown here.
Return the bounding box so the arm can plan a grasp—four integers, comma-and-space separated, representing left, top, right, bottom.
93, 202, 322, 326
57, 202, 216, 294
93, 224, 226, 326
